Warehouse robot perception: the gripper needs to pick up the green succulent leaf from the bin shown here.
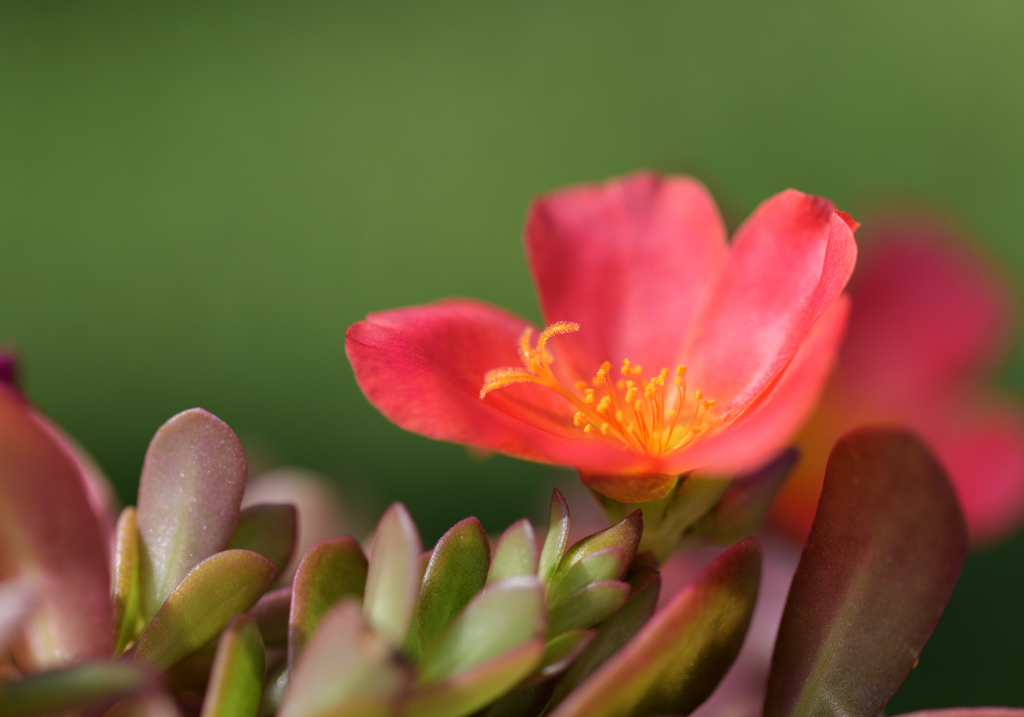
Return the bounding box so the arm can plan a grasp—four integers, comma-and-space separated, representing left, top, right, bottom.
289, 536, 368, 668
547, 546, 629, 608
687, 448, 799, 545
556, 511, 641, 581
113, 506, 142, 655
136, 408, 248, 623
405, 639, 545, 717
640, 474, 729, 560
248, 587, 290, 647
0, 387, 114, 670
547, 581, 630, 636
537, 490, 570, 584
488, 519, 538, 583
547, 564, 661, 711
533, 629, 595, 681
549, 538, 761, 717
279, 600, 409, 717
199, 614, 266, 717
228, 503, 298, 575
417, 575, 545, 687
764, 430, 968, 717
0, 662, 146, 717
363, 503, 423, 648
418, 517, 490, 653
134, 549, 275, 669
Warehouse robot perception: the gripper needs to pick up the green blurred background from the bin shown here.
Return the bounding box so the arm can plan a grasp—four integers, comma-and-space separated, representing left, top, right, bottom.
2, 1, 1022, 708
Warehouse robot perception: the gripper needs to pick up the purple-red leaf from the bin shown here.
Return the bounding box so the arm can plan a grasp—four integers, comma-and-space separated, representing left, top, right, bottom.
136, 408, 248, 622
0, 386, 113, 671
549, 538, 761, 717
228, 503, 298, 574
764, 429, 968, 717
248, 587, 290, 646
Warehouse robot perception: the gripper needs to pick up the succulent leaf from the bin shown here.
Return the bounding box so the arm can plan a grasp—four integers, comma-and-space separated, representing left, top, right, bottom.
0, 580, 37, 654
134, 549, 275, 669
228, 503, 298, 575
532, 629, 595, 682
0, 386, 113, 671
547, 547, 629, 609
640, 474, 729, 560
199, 614, 266, 717
0, 662, 146, 717
113, 506, 142, 655
279, 600, 409, 717
548, 538, 761, 717
892, 711, 1024, 717
537, 490, 570, 584
418, 517, 490, 653
556, 511, 641, 581
487, 519, 538, 583
289, 537, 368, 668
363, 503, 423, 648
136, 409, 248, 622
248, 587, 290, 647
764, 430, 968, 717
547, 581, 630, 636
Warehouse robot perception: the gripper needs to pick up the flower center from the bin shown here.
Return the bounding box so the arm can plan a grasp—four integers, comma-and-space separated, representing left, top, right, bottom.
479, 322, 715, 456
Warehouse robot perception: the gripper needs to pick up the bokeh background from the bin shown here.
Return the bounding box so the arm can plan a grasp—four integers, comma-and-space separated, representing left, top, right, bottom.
2, 1, 1022, 708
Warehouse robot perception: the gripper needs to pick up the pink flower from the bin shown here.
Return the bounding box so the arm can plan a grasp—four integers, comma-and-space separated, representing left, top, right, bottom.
346, 173, 857, 502
771, 216, 1024, 545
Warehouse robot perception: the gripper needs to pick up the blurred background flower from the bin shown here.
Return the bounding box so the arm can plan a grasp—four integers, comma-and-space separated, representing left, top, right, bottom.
3, 2, 1024, 708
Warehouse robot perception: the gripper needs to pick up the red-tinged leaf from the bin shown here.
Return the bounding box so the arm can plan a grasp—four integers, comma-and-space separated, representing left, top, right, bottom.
248, 587, 290, 646
531, 629, 595, 682
893, 711, 1024, 717
418, 518, 490, 652
546, 566, 660, 711
0, 579, 37, 654
405, 638, 546, 717
548, 538, 761, 717
134, 549, 275, 669
764, 430, 968, 717
0, 386, 113, 671
556, 511, 642, 581
136, 409, 248, 622
113, 507, 142, 655
279, 600, 410, 717
688, 448, 799, 545
478, 682, 556, 717
548, 547, 630, 608
0, 662, 147, 717
547, 581, 630, 636
199, 614, 265, 717
289, 537, 367, 670
101, 691, 183, 717
228, 503, 298, 574
488, 519, 538, 583
363, 503, 422, 648
538, 490, 570, 584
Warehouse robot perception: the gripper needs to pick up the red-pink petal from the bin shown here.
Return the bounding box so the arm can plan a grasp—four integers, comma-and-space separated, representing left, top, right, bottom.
684, 190, 856, 420
345, 299, 642, 475
839, 220, 1010, 401
664, 296, 850, 476
525, 173, 728, 377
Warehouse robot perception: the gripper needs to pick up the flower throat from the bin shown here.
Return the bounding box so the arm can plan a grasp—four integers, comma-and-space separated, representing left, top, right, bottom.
479, 322, 715, 456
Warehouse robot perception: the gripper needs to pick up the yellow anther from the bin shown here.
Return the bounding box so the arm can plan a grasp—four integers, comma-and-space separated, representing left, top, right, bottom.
674, 376, 683, 387
695, 390, 703, 401
644, 382, 658, 399
660, 368, 669, 380
596, 367, 607, 380
626, 380, 635, 389
584, 424, 596, 434
624, 386, 637, 403
573, 411, 587, 427
597, 396, 612, 413
621, 359, 632, 376
702, 399, 715, 410
601, 361, 611, 371
630, 365, 643, 376
584, 389, 595, 404
575, 381, 587, 390
676, 365, 687, 377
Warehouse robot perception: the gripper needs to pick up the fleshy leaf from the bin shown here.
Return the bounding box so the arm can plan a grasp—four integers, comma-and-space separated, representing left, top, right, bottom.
113, 506, 142, 655
487, 519, 538, 583
248, 587, 290, 646
0, 386, 113, 671
547, 581, 630, 636
547, 547, 629, 608
279, 600, 409, 717
405, 639, 545, 717
688, 448, 799, 544
531, 629, 595, 682
418, 517, 490, 652
556, 511, 641, 581
764, 430, 968, 717
136, 408, 248, 623
547, 565, 660, 710
199, 614, 266, 717
641, 474, 729, 560
0, 663, 146, 717
537, 490, 570, 584
289, 537, 368, 670
892, 711, 1024, 717
0, 580, 38, 654
134, 549, 275, 669
363, 503, 423, 647
417, 575, 545, 687
477, 682, 556, 717
228, 503, 298, 574
548, 538, 761, 717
